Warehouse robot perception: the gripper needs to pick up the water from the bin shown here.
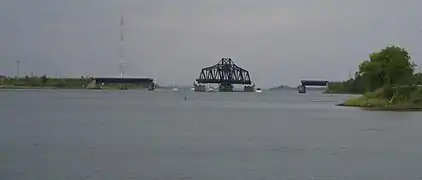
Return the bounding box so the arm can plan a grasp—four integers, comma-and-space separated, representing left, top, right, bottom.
1, 89, 422, 180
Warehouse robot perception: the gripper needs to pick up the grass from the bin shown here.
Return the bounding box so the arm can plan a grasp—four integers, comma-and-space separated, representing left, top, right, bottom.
339, 88, 422, 111
0, 77, 150, 90
0, 85, 74, 89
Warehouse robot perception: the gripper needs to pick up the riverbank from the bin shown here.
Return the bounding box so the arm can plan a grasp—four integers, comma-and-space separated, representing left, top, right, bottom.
323, 90, 361, 95
0, 76, 154, 90
338, 90, 422, 111
0, 85, 76, 90
0, 84, 148, 91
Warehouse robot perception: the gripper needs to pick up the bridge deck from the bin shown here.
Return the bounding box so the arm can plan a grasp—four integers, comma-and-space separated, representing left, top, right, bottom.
94, 77, 154, 84
301, 80, 329, 86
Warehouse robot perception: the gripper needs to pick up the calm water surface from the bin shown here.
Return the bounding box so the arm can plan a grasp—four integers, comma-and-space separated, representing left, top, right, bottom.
1, 89, 422, 180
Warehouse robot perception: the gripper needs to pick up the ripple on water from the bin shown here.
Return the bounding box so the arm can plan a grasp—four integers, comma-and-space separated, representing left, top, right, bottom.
2, 90, 422, 179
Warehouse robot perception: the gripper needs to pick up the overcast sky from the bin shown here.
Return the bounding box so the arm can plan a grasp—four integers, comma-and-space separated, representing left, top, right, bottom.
1, 0, 422, 87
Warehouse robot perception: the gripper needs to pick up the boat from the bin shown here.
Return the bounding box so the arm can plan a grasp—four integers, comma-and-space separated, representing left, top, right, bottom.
207, 86, 218, 92
193, 82, 206, 92
255, 88, 262, 93
172, 77, 179, 92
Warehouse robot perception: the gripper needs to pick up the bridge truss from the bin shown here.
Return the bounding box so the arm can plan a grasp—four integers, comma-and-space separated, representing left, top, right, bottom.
196, 58, 252, 91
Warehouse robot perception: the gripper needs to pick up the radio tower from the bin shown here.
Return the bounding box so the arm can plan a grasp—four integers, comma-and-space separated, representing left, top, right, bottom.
119, 14, 125, 79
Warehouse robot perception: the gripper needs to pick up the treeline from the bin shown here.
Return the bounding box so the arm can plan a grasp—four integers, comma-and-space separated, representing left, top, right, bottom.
1, 75, 93, 88
328, 73, 422, 94
327, 45, 422, 95
1, 75, 154, 89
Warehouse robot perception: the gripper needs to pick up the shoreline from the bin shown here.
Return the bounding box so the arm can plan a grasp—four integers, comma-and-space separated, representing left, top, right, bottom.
337, 103, 422, 111
0, 85, 73, 90
323, 91, 362, 95
0, 85, 143, 91
337, 96, 422, 111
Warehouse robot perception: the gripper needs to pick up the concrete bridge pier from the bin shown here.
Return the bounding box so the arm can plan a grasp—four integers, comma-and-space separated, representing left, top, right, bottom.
148, 82, 155, 91
298, 85, 306, 93
219, 83, 234, 92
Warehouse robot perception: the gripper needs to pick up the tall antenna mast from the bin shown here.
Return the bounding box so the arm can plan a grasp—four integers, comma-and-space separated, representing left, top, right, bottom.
119, 14, 125, 79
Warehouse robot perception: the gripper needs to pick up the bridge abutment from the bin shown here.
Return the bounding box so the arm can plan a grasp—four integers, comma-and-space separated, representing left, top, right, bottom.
298, 85, 306, 93
244, 85, 255, 92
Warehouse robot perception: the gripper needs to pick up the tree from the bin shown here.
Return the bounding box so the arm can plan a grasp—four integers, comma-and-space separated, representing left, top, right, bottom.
411, 72, 422, 84
357, 45, 415, 91
41, 75, 48, 84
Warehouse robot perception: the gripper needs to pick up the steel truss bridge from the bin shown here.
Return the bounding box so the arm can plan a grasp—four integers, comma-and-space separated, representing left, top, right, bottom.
196, 57, 252, 91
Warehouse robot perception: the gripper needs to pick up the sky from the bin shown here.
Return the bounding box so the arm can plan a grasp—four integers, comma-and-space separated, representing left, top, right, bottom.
1, 0, 422, 88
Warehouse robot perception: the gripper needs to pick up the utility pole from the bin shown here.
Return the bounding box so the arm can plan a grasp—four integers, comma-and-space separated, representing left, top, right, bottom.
119, 14, 125, 79
16, 60, 20, 79
118, 14, 127, 90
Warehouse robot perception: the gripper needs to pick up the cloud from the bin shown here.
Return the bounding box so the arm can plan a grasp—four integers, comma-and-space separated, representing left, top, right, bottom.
1, 0, 422, 87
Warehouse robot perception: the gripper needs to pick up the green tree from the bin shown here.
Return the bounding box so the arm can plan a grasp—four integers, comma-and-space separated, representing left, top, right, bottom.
357, 45, 415, 91
412, 72, 422, 84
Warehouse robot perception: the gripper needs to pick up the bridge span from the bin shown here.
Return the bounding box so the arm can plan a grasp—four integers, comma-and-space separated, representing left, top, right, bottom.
195, 57, 254, 92
88, 77, 155, 90
94, 77, 154, 84
298, 80, 330, 93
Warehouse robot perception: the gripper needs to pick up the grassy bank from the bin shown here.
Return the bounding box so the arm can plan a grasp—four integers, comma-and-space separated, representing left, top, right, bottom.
339, 87, 422, 111
323, 90, 361, 95
0, 85, 70, 89
0, 84, 137, 90
0, 76, 151, 90
1, 77, 91, 88
0, 84, 149, 90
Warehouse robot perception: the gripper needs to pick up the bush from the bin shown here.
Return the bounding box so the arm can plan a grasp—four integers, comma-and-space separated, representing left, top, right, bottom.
409, 88, 422, 104
53, 80, 66, 87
